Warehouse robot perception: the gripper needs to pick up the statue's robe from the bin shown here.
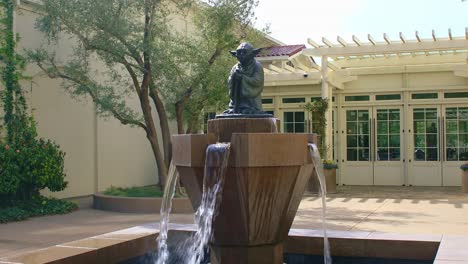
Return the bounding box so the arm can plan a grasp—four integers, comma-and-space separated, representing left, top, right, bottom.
227, 59, 264, 114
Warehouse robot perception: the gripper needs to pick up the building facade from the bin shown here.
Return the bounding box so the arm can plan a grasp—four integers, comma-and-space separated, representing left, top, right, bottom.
257, 32, 468, 186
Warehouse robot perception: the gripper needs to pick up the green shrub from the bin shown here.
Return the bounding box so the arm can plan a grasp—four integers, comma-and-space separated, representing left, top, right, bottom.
104, 185, 165, 197
0, 196, 78, 223
0, 137, 67, 200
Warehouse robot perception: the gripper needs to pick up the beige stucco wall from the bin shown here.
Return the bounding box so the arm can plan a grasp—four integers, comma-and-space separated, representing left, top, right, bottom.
13, 2, 186, 198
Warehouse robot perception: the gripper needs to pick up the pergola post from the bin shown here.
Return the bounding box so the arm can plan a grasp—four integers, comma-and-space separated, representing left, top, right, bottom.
321, 56, 333, 160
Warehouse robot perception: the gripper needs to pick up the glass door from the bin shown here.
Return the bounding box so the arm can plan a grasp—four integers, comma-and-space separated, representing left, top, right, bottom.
408, 107, 442, 186
341, 108, 373, 185
342, 107, 404, 185
442, 106, 468, 186
373, 108, 404, 185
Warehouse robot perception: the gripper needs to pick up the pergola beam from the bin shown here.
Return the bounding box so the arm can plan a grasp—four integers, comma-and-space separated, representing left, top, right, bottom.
301, 39, 468, 56
352, 35, 362, 46
322, 37, 334, 48
337, 36, 348, 47
332, 53, 467, 68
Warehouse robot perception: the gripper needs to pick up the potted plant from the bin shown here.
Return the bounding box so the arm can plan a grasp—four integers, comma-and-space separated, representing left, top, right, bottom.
461, 162, 468, 194
323, 159, 338, 193
304, 98, 338, 194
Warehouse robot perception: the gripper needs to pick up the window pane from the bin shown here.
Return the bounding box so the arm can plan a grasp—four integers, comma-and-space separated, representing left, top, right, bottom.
347, 110, 357, 121
459, 108, 468, 119
347, 122, 357, 134
284, 123, 294, 132
426, 121, 437, 133
376, 94, 401, 100
389, 121, 400, 134
460, 148, 468, 161
459, 121, 468, 132
389, 110, 400, 120
389, 135, 400, 147
446, 134, 458, 148
444, 92, 468, 99
358, 135, 369, 148
377, 121, 388, 134
262, 98, 273, 104
347, 136, 357, 147
426, 148, 438, 161
377, 111, 388, 120
446, 108, 458, 119
345, 95, 370, 101
446, 148, 458, 161
426, 110, 437, 119
358, 121, 369, 134
347, 149, 358, 161
377, 135, 388, 148
414, 121, 425, 134
389, 148, 401, 161
283, 97, 305, 103
295, 123, 305, 133
414, 135, 426, 148
412, 93, 438, 99
295, 112, 305, 121
377, 148, 389, 160
284, 112, 293, 122
460, 134, 468, 147
413, 110, 425, 120
358, 111, 369, 121
426, 134, 438, 148
414, 148, 425, 161
359, 149, 370, 161
446, 121, 458, 133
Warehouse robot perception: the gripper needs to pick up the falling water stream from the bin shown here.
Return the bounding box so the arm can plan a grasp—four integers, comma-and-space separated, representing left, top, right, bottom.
155, 143, 231, 264
156, 162, 178, 264
309, 143, 332, 264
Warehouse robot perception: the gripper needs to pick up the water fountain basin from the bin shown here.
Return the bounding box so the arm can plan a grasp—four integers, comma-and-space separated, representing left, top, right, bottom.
172, 118, 315, 264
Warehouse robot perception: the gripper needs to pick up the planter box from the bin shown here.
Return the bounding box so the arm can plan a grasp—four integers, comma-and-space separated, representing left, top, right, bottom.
462, 169, 468, 194
307, 168, 337, 194
93, 193, 194, 214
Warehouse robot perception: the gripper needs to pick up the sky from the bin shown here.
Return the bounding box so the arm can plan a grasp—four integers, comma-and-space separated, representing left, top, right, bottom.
254, 0, 468, 46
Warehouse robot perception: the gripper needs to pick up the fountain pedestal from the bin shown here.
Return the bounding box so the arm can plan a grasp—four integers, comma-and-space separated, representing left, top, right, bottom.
172, 118, 315, 264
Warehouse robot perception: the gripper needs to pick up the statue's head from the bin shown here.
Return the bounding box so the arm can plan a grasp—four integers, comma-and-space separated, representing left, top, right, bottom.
230, 42, 262, 65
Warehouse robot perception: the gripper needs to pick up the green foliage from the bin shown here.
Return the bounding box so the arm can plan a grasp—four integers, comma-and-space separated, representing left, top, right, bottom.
323, 159, 338, 170
0, 136, 68, 200
0, 0, 68, 200
303, 98, 329, 157
103, 185, 166, 197
0, 196, 78, 223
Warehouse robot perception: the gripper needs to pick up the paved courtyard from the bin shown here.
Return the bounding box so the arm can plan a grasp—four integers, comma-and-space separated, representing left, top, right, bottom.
1, 186, 467, 259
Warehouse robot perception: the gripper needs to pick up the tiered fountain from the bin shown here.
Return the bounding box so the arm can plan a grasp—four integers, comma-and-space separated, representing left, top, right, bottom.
171, 43, 316, 264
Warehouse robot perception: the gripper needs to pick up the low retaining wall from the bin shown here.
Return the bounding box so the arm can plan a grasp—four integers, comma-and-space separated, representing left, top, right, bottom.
93, 193, 194, 214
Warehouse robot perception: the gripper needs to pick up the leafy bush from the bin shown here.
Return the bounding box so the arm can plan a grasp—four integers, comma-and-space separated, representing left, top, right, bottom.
0, 196, 78, 223
104, 185, 165, 197
0, 136, 67, 200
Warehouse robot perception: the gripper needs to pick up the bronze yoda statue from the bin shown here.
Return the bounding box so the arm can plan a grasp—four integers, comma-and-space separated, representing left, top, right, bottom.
221, 42, 271, 117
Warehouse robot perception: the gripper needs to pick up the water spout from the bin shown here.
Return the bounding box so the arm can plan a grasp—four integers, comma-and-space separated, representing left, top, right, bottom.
308, 143, 332, 264
184, 143, 231, 264
156, 162, 178, 264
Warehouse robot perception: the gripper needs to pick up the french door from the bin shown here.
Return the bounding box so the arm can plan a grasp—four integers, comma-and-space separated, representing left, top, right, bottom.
341, 106, 404, 185
408, 105, 468, 186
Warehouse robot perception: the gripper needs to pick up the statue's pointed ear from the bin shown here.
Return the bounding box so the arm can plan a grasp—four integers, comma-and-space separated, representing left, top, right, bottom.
230, 50, 237, 57
253, 48, 262, 56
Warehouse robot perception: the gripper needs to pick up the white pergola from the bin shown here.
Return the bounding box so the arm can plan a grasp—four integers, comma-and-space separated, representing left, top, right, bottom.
261, 28, 468, 159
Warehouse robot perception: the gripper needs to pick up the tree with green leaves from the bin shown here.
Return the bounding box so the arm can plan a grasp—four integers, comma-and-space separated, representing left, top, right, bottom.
27, 0, 263, 187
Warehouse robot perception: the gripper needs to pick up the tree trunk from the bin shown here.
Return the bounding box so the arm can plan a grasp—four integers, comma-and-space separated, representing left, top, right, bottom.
175, 100, 184, 134
150, 89, 172, 166
147, 131, 168, 189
